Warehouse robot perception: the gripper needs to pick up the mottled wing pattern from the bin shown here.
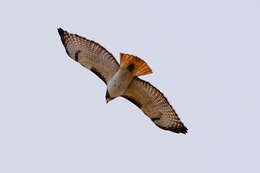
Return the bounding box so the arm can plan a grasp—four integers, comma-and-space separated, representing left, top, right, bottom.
58, 28, 119, 84
122, 78, 187, 134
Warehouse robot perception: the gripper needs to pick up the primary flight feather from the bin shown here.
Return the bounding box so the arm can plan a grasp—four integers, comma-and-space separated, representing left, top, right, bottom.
58, 28, 188, 134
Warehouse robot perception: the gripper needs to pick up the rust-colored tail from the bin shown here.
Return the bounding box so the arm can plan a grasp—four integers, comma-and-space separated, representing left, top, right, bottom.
120, 53, 152, 76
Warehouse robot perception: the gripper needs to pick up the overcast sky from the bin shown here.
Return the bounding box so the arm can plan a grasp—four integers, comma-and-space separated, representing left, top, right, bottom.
0, 0, 259, 172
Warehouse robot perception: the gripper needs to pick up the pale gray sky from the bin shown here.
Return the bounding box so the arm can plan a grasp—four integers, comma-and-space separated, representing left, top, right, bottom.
0, 0, 259, 172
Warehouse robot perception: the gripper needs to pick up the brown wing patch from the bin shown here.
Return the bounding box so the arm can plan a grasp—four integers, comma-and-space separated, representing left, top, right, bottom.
90, 67, 107, 84
122, 95, 142, 108
74, 50, 80, 62
151, 117, 160, 121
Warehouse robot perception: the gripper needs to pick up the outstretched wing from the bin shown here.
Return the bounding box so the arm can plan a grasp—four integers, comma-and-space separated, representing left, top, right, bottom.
58, 28, 119, 84
122, 78, 188, 134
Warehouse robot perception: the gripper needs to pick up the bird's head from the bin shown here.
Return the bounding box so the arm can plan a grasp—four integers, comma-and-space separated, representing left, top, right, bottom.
105, 90, 114, 104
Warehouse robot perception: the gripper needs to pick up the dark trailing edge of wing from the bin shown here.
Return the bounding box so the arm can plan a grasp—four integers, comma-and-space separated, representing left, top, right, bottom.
90, 67, 107, 84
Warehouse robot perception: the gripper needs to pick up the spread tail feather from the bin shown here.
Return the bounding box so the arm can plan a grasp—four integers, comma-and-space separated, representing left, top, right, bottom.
120, 53, 152, 76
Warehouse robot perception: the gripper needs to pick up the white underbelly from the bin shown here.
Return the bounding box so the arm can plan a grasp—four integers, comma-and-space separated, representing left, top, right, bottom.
107, 69, 133, 98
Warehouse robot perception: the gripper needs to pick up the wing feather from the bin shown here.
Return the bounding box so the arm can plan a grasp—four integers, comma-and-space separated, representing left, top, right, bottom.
122, 77, 188, 134
58, 28, 119, 84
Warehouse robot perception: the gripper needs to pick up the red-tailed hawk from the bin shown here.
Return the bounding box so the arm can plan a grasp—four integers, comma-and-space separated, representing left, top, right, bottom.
58, 28, 188, 134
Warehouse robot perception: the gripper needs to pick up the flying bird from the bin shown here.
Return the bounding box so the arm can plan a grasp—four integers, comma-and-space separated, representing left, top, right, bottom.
58, 28, 188, 134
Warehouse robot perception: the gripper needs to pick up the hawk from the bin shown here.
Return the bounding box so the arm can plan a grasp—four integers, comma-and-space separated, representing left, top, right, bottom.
58, 28, 188, 134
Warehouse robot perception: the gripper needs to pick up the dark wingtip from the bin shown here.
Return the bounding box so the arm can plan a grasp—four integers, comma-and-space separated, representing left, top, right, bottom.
173, 124, 188, 134
155, 122, 188, 134
57, 28, 65, 38
57, 28, 67, 46
179, 126, 188, 134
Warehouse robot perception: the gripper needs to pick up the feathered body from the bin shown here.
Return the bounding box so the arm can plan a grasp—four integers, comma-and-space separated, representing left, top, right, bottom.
107, 53, 152, 99
107, 68, 134, 99
58, 28, 188, 134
